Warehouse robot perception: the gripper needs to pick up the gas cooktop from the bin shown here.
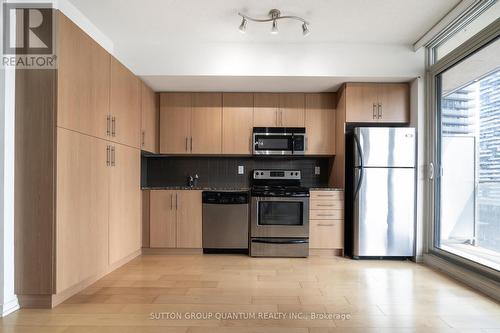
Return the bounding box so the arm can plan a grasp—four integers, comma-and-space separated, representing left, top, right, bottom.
250, 170, 310, 197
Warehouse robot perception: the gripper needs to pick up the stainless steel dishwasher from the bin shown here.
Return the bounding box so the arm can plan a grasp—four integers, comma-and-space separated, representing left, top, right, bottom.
202, 191, 249, 253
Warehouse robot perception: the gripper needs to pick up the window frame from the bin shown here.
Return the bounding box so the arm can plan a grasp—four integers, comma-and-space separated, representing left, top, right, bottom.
425, 18, 500, 280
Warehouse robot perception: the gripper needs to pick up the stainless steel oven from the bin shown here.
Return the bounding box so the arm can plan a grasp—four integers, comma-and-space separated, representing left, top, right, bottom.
249, 169, 310, 257
253, 127, 306, 155
250, 196, 309, 238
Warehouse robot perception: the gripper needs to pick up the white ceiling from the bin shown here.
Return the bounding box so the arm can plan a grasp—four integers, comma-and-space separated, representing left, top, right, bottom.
67, 0, 460, 44
66, 0, 461, 91
141, 75, 415, 93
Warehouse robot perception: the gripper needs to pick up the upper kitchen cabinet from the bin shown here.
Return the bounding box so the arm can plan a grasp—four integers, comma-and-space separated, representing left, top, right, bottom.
280, 93, 305, 127
110, 58, 141, 148
57, 13, 110, 140
160, 93, 192, 154
254, 93, 280, 127
377, 83, 411, 122
191, 93, 222, 154
141, 82, 159, 153
305, 93, 336, 155
159, 92, 222, 154
254, 93, 305, 127
345, 83, 410, 123
222, 93, 254, 154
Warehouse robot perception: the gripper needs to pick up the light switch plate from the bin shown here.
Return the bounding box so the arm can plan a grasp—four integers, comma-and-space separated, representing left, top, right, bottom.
315, 166, 321, 175
238, 165, 244, 175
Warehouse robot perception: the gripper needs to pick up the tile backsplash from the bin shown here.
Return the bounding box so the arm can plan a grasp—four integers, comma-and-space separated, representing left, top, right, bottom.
143, 155, 333, 188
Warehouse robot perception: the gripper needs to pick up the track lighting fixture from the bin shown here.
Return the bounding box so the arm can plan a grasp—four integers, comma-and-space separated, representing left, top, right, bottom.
302, 23, 310, 36
239, 17, 247, 33
238, 9, 310, 36
271, 20, 279, 34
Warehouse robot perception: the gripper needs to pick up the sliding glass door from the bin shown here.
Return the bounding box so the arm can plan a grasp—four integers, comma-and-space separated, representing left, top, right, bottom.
432, 35, 500, 272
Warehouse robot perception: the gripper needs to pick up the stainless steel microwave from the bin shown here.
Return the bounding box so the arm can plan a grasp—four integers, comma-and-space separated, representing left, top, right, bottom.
252, 127, 306, 155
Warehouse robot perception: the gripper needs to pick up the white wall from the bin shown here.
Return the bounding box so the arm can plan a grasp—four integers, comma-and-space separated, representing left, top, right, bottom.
411, 76, 426, 262
0, 0, 19, 316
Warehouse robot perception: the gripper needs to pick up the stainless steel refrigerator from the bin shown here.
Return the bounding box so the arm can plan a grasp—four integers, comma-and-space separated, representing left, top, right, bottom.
352, 127, 415, 258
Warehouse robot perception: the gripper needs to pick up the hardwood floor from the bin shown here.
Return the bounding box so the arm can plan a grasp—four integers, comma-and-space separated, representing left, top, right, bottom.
1, 253, 499, 332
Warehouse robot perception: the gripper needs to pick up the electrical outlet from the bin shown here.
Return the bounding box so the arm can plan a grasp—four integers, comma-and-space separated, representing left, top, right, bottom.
314, 166, 321, 175
238, 165, 244, 175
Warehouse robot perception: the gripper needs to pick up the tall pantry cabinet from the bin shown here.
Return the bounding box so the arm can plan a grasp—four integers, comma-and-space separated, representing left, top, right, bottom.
15, 11, 144, 307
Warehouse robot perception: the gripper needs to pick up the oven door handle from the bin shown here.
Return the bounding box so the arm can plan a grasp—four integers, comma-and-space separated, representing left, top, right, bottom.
251, 239, 309, 245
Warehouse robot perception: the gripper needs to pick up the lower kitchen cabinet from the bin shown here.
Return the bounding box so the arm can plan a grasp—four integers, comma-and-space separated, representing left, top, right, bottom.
56, 128, 109, 292
150, 190, 177, 247
109, 143, 142, 265
150, 190, 202, 248
309, 190, 344, 250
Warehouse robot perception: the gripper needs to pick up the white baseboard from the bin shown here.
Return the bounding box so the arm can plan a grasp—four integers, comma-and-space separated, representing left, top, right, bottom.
424, 253, 500, 302
1, 297, 20, 317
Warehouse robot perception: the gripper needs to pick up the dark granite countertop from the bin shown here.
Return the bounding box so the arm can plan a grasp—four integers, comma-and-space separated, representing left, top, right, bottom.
142, 186, 250, 191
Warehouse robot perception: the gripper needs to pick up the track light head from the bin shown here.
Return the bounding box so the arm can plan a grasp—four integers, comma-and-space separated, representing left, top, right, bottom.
271, 20, 279, 34
302, 23, 310, 36
239, 17, 247, 33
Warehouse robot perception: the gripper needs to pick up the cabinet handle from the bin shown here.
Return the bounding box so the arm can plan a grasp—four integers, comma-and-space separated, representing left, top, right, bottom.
106, 145, 110, 166
141, 131, 145, 147
316, 214, 336, 217
280, 110, 283, 126
106, 115, 111, 136
317, 223, 335, 227
316, 194, 335, 197
190, 137, 193, 152
316, 204, 335, 207
111, 116, 116, 137
111, 146, 115, 166
275, 110, 278, 126
170, 193, 173, 210
175, 193, 178, 210
185, 137, 188, 152
378, 103, 382, 119
372, 104, 377, 120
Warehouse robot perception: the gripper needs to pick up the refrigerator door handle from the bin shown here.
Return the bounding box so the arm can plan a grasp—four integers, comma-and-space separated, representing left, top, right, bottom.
428, 162, 434, 180
353, 133, 364, 200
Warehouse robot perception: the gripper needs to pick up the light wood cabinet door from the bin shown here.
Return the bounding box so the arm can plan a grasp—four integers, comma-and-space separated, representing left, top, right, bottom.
280, 93, 305, 127
305, 93, 335, 155
309, 220, 344, 249
254, 93, 279, 127
57, 13, 110, 139
191, 93, 222, 154
345, 83, 379, 123
56, 128, 109, 292
110, 58, 141, 148
332, 86, 347, 188
141, 82, 159, 153
149, 190, 177, 248
109, 143, 141, 265
222, 93, 253, 154
159, 93, 192, 154
176, 190, 202, 248
378, 83, 410, 123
